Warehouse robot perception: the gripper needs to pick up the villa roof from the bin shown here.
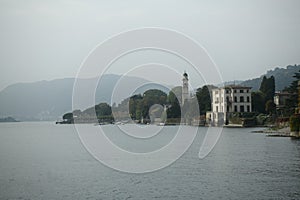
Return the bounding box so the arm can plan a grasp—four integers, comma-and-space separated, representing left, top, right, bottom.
211, 85, 251, 90
223, 85, 252, 89
274, 91, 291, 96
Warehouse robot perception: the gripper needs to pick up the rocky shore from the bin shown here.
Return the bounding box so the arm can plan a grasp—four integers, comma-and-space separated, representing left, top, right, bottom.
252, 127, 296, 137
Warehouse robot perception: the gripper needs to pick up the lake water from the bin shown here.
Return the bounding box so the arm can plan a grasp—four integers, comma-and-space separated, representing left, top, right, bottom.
0, 122, 300, 200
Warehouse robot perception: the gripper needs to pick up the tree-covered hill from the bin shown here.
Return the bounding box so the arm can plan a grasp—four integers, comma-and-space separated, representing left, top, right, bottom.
241, 65, 300, 91
0, 74, 148, 121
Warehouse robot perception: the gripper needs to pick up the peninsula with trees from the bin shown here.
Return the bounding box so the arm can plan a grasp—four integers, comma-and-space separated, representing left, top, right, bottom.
0, 117, 19, 123
58, 65, 300, 137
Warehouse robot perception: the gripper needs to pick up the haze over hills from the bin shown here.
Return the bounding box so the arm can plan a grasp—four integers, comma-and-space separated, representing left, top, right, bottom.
0, 74, 151, 121
0, 65, 299, 121
240, 65, 300, 91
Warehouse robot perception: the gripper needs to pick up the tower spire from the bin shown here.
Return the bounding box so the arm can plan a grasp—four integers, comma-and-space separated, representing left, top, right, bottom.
182, 71, 189, 105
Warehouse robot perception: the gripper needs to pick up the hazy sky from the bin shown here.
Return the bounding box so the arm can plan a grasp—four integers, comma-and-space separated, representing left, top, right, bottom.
0, 0, 300, 90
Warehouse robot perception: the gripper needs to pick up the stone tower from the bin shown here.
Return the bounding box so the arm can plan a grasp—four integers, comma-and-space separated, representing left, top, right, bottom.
182, 71, 189, 105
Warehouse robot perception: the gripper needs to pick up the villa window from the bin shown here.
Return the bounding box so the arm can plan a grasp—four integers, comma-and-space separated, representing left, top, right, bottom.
240, 105, 244, 112
240, 90, 244, 93
234, 96, 237, 102
247, 105, 250, 112
234, 105, 237, 112
247, 96, 250, 102
240, 96, 244, 102
234, 89, 236, 93
216, 106, 218, 112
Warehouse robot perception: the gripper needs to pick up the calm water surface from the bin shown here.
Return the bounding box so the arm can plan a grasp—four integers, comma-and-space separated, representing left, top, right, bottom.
0, 122, 300, 200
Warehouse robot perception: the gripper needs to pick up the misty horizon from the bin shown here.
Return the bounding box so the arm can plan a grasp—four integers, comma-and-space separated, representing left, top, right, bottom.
1, 0, 300, 91
1, 64, 298, 92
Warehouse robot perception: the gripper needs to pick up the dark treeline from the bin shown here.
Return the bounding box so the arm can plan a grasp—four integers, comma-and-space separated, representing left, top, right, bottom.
284, 70, 300, 112
127, 86, 211, 123
61, 102, 113, 124
61, 70, 300, 124
128, 89, 167, 121
61, 86, 212, 124
251, 75, 275, 114
251, 70, 300, 116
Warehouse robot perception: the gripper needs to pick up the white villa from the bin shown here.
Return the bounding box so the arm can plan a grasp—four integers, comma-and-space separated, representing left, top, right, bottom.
206, 85, 252, 126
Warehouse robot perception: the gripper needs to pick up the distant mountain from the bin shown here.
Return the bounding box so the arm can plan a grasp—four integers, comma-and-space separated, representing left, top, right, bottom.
1, 64, 299, 121
0, 117, 19, 122
241, 65, 300, 91
218, 80, 243, 88
0, 74, 150, 121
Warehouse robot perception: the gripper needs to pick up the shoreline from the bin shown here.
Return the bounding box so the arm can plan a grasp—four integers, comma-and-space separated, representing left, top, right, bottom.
251, 126, 300, 138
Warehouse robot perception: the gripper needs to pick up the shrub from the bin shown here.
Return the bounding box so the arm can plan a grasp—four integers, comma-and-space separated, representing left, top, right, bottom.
290, 114, 300, 132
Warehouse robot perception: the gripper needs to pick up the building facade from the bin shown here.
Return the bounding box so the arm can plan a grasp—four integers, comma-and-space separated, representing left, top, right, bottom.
206, 85, 252, 125
274, 92, 291, 110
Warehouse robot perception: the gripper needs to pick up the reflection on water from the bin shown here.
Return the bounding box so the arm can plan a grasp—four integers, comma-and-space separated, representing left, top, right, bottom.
0, 122, 300, 200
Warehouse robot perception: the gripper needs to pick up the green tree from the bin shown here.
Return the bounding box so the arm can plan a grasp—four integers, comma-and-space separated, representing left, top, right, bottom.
260, 75, 275, 101
265, 100, 276, 115
95, 103, 112, 117
129, 94, 143, 119
167, 88, 181, 118
196, 85, 211, 115
251, 91, 266, 113
128, 89, 168, 120
143, 89, 167, 104
168, 86, 182, 105
258, 75, 275, 113
72, 109, 82, 117
63, 112, 73, 123
135, 99, 143, 120
259, 76, 267, 94
285, 70, 300, 111
267, 76, 275, 102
